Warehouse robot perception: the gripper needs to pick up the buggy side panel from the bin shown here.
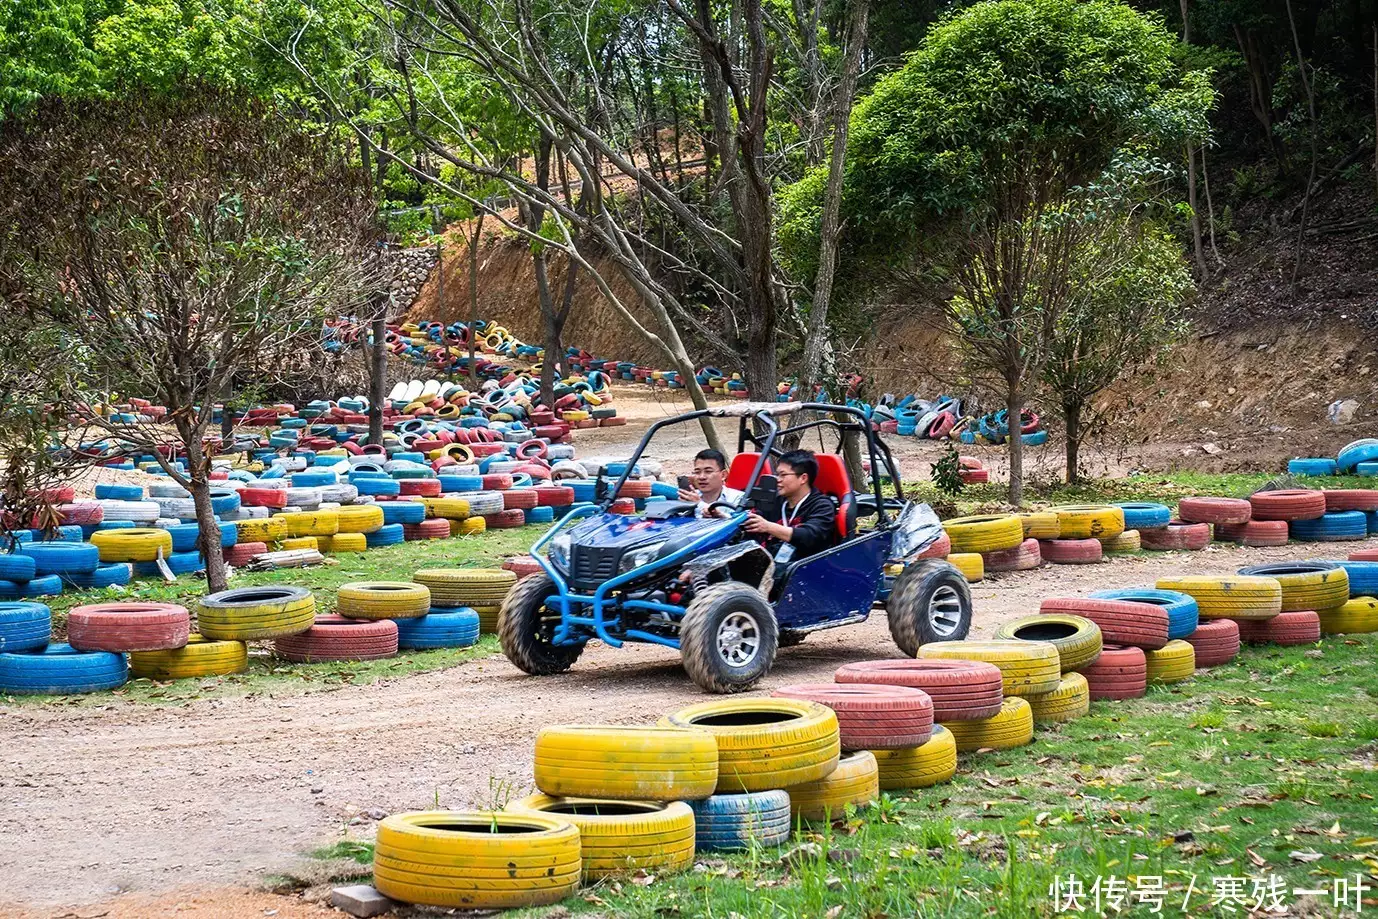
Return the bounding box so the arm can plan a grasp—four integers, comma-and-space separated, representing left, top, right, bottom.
771, 529, 892, 628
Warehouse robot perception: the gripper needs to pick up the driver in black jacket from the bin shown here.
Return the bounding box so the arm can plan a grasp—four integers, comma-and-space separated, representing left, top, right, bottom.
743, 449, 838, 564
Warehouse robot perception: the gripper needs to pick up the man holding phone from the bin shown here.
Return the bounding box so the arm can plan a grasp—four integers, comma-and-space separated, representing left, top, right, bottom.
677, 449, 742, 517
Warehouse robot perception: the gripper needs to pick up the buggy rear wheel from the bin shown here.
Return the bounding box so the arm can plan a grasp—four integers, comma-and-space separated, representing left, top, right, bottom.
680, 583, 778, 694
886, 560, 972, 657
499, 573, 585, 675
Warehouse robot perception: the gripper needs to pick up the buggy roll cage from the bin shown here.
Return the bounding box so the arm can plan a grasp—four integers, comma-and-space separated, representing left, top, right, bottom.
598, 401, 907, 527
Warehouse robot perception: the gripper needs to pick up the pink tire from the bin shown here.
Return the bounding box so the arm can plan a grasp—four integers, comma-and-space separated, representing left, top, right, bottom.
1178, 497, 1251, 525
273, 615, 398, 662
66, 602, 190, 653
1038, 538, 1102, 564
983, 538, 1042, 572
1139, 521, 1211, 551
1186, 619, 1240, 666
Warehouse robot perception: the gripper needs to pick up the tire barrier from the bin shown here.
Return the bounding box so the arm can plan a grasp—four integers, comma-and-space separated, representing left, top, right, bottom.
0, 602, 51, 653
198, 586, 316, 640
1038, 537, 1103, 564
0, 643, 128, 694
129, 634, 248, 680
1144, 639, 1195, 684
786, 750, 880, 822
993, 614, 1102, 672
946, 552, 985, 582
1049, 505, 1125, 540
1039, 597, 1169, 649
1236, 562, 1348, 613
834, 659, 1003, 721
1027, 672, 1090, 723
1155, 575, 1283, 620
1080, 644, 1147, 700
1114, 502, 1171, 530
871, 725, 957, 790
1234, 609, 1321, 645
65, 602, 190, 653
395, 608, 481, 650
335, 582, 432, 620
507, 795, 695, 881
772, 683, 934, 750
1185, 619, 1240, 666
983, 538, 1042, 572
272, 615, 399, 662
1087, 588, 1199, 639
534, 725, 718, 801
917, 639, 1061, 697
942, 515, 1023, 554
690, 791, 791, 851
1138, 520, 1211, 551
663, 698, 840, 793
1178, 497, 1251, 525
942, 698, 1035, 752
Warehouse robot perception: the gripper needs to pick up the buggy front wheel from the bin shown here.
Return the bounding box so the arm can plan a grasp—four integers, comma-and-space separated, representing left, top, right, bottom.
679, 583, 778, 694
499, 574, 584, 676
886, 560, 972, 657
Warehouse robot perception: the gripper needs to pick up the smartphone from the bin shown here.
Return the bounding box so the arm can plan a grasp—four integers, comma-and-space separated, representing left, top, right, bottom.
677, 475, 694, 494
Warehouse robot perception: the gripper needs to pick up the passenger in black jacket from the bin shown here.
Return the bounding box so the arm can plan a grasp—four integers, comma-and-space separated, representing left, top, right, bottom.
743, 450, 838, 563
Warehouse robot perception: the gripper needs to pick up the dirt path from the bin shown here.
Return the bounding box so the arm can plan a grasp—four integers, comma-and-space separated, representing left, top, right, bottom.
3, 535, 1369, 915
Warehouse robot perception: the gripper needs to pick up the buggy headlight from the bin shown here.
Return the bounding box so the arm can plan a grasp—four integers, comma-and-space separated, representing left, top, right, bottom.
620, 541, 666, 572
547, 534, 571, 571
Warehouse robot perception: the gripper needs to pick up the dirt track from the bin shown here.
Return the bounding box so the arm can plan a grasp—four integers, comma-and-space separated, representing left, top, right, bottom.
4, 533, 1372, 916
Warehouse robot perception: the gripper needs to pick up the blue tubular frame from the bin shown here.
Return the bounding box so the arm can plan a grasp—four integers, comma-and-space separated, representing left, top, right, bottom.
531, 509, 748, 649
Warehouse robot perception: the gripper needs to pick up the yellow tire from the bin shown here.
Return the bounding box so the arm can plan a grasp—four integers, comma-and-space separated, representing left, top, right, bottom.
455, 517, 486, 536
533, 725, 718, 801
336, 504, 385, 534
90, 527, 174, 563
507, 795, 694, 881
329, 532, 367, 553
372, 811, 580, 910
234, 517, 288, 543
472, 604, 503, 634
279, 510, 339, 538
198, 585, 316, 640
917, 639, 1062, 696
942, 515, 1024, 553
1101, 529, 1141, 553
1050, 505, 1125, 540
947, 553, 985, 583
129, 634, 247, 680
1318, 597, 1378, 634
1027, 673, 1090, 723
994, 614, 1102, 673
871, 725, 957, 790
336, 582, 431, 620
423, 497, 471, 520
1144, 639, 1195, 683
663, 698, 840, 793
562, 410, 590, 421
1237, 565, 1349, 613
281, 536, 318, 551
1017, 512, 1061, 540
788, 751, 879, 822
414, 568, 517, 607
1154, 575, 1283, 620
943, 698, 1034, 752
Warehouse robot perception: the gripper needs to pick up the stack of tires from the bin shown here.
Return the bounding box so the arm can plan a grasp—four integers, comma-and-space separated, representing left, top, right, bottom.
414, 568, 517, 634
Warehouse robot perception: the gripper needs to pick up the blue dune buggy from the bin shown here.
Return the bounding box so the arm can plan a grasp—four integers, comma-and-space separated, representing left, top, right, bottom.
498, 402, 972, 693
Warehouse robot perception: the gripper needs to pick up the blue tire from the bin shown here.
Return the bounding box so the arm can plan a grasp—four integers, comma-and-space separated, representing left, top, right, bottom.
0, 642, 128, 694
219, 522, 239, 549
167, 523, 201, 553
380, 501, 426, 525
1290, 511, 1368, 542
292, 471, 337, 488
17, 541, 99, 576
19, 575, 63, 598
1358, 462, 1378, 477
209, 488, 242, 515
691, 791, 792, 851
94, 521, 136, 532
1114, 502, 1172, 530
1089, 588, 1199, 639
96, 483, 144, 500
1288, 458, 1337, 476
525, 506, 555, 525
62, 564, 132, 590
1325, 560, 1378, 597
355, 477, 402, 497
1338, 440, 1378, 474
0, 602, 51, 652
133, 551, 204, 578
0, 554, 38, 582
1022, 430, 1048, 446
395, 608, 480, 649
365, 524, 405, 548
438, 475, 483, 493
567, 481, 597, 503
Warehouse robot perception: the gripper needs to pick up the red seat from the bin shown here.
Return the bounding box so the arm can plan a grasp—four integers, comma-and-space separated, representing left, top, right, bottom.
812, 454, 855, 540
725, 453, 772, 492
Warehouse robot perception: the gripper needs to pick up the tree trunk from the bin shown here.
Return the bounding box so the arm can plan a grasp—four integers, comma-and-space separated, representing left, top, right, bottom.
220, 378, 234, 440
369, 316, 387, 444
1006, 385, 1024, 506
468, 213, 485, 388
534, 248, 559, 407
1063, 399, 1083, 486
1186, 145, 1207, 276
182, 429, 226, 592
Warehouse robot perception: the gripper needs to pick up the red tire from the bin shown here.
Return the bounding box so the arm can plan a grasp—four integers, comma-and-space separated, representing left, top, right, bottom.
481, 473, 513, 491
617, 480, 653, 499
399, 479, 441, 497
609, 498, 636, 515
1214, 520, 1289, 547
959, 468, 989, 485
1038, 538, 1102, 564
1178, 497, 1251, 525
240, 487, 288, 509
1323, 489, 1378, 512
517, 438, 548, 460
958, 457, 983, 470
503, 556, 545, 578
1249, 489, 1326, 521
1039, 597, 1169, 650
502, 489, 539, 510
916, 531, 952, 560
402, 519, 450, 541
483, 509, 526, 529
57, 502, 104, 526
983, 538, 1042, 572
534, 486, 575, 507
1186, 619, 1240, 666
1235, 610, 1321, 646
1350, 548, 1378, 561
1081, 644, 1147, 700
773, 682, 934, 750
273, 615, 398, 662
833, 659, 1004, 722
66, 602, 190, 653
1139, 521, 1211, 551
224, 542, 267, 567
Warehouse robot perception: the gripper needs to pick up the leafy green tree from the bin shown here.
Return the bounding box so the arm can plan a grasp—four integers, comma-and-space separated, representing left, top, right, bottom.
814, 0, 1211, 503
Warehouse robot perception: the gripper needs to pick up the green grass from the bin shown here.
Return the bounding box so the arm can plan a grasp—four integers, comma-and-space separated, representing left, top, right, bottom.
301, 636, 1378, 918
7, 527, 535, 707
